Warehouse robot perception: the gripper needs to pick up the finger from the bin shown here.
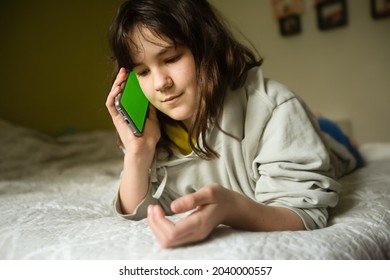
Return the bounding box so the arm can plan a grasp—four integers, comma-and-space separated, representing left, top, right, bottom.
105, 84, 123, 116
174, 210, 203, 234
106, 68, 127, 108
148, 207, 192, 249
147, 105, 158, 121
171, 187, 217, 214
147, 205, 195, 248
167, 210, 214, 247
110, 67, 127, 91
106, 67, 128, 119
106, 68, 127, 116
147, 205, 177, 246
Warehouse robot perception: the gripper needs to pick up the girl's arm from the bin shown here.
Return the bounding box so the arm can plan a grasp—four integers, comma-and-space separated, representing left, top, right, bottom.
106, 68, 160, 215
147, 184, 304, 249
222, 187, 305, 232
117, 150, 154, 214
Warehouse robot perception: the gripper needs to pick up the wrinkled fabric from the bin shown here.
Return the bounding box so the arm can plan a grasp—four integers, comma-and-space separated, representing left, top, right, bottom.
0, 119, 389, 259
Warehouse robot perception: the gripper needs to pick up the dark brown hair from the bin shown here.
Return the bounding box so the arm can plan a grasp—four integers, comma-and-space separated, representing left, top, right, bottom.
109, 0, 262, 159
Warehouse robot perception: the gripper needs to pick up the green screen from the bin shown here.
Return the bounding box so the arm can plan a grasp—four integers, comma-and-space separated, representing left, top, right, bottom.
120, 72, 149, 133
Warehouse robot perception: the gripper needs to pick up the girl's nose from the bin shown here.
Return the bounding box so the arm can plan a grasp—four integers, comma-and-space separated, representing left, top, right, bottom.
154, 69, 173, 93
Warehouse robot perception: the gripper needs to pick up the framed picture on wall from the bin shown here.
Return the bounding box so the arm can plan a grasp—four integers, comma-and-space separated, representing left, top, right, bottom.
371, 0, 390, 19
316, 0, 348, 30
279, 14, 302, 36
272, 0, 305, 19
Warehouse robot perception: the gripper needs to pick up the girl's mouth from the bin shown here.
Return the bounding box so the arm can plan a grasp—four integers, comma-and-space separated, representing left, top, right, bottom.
162, 92, 184, 104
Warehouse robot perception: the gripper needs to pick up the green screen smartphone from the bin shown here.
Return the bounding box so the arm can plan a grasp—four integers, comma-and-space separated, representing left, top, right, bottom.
114, 71, 149, 137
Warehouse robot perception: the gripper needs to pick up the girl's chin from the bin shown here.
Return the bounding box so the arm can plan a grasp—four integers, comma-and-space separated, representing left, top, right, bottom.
162, 109, 194, 123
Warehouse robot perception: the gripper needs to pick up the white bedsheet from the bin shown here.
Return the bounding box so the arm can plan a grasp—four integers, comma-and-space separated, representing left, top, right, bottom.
0, 119, 389, 259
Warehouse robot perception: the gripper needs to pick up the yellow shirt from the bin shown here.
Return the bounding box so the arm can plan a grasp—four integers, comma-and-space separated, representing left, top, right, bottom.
164, 122, 195, 155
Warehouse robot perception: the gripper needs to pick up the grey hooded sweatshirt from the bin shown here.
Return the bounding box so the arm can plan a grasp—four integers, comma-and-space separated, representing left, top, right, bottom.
113, 67, 356, 230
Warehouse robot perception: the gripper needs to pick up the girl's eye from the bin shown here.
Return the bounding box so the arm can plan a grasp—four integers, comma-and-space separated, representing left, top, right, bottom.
165, 54, 182, 64
136, 69, 149, 77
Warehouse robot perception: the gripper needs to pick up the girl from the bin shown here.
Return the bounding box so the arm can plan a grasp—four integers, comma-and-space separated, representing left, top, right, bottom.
106, 0, 359, 249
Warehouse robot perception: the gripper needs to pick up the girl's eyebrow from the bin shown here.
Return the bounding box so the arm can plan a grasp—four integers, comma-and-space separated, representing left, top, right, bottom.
132, 45, 176, 68
156, 46, 173, 56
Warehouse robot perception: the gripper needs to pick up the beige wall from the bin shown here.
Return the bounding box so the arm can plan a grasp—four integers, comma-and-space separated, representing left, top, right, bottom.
1, 0, 389, 143
209, 0, 390, 143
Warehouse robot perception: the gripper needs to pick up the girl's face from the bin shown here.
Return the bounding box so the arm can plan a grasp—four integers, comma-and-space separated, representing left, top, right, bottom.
129, 27, 198, 130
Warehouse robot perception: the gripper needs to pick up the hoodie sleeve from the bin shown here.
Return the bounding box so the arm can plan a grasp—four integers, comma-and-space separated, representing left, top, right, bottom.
112, 183, 158, 220
252, 96, 343, 230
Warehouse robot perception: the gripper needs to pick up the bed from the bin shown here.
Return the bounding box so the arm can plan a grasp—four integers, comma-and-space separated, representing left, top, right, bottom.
0, 118, 389, 260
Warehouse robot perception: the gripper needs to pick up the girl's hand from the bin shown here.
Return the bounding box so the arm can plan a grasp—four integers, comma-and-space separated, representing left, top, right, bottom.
147, 184, 234, 248
106, 67, 160, 156
147, 184, 305, 248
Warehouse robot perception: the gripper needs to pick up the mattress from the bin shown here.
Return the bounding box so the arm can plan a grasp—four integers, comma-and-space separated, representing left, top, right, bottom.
0, 119, 389, 259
